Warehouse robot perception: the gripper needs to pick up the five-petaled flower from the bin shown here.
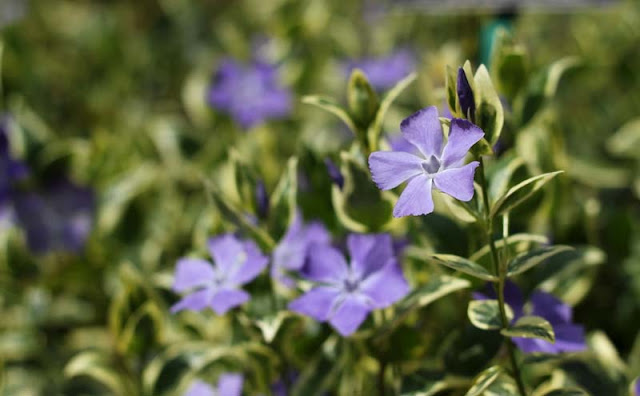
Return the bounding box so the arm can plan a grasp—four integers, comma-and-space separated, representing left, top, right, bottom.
289, 233, 409, 336
171, 234, 268, 315
183, 373, 243, 396
272, 211, 331, 288
474, 282, 586, 354
368, 106, 484, 217
207, 58, 292, 129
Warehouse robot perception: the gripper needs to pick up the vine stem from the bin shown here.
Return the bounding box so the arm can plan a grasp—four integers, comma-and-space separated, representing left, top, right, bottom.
477, 157, 527, 396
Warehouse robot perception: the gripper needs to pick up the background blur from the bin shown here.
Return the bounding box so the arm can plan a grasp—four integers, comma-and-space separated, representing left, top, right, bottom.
1, 0, 640, 394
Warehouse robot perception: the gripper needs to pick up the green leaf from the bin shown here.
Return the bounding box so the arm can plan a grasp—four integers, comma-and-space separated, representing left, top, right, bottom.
331, 151, 394, 232
488, 154, 525, 203
470, 233, 549, 263
483, 374, 519, 396
254, 311, 292, 343
347, 69, 379, 130
501, 315, 555, 343
368, 71, 416, 151
206, 181, 275, 250
494, 47, 528, 100
379, 275, 470, 336
473, 64, 504, 146
491, 171, 563, 218
468, 300, 513, 330
607, 118, 640, 158
65, 351, 135, 395
544, 56, 581, 98
428, 254, 497, 281
540, 389, 589, 396
302, 95, 357, 134
268, 157, 298, 237
566, 155, 632, 189
464, 366, 502, 396
507, 245, 573, 277
445, 65, 460, 117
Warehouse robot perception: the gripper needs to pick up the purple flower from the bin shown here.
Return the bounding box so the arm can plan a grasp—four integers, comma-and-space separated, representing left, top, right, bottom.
635, 378, 640, 396
272, 212, 331, 288
0, 116, 29, 204
289, 233, 409, 336
346, 50, 415, 90
13, 179, 94, 254
171, 234, 268, 315
368, 106, 484, 217
184, 374, 243, 396
255, 179, 269, 219
474, 282, 586, 354
457, 68, 475, 120
207, 58, 292, 129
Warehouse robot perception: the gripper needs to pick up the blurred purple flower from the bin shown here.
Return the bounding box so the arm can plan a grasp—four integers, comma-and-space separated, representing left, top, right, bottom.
368, 106, 483, 217
635, 378, 640, 396
171, 234, 268, 315
0, 116, 29, 204
323, 158, 344, 190
289, 233, 409, 336
207, 58, 292, 129
13, 179, 94, 254
184, 374, 243, 396
272, 211, 331, 288
474, 282, 586, 354
346, 50, 415, 90
457, 68, 475, 120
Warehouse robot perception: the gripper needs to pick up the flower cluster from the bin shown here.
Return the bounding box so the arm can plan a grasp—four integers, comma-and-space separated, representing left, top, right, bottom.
207, 58, 292, 129
172, 219, 410, 337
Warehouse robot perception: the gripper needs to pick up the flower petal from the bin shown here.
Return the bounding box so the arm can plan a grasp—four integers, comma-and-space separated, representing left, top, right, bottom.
392, 175, 434, 217
210, 288, 250, 315
368, 151, 423, 190
184, 380, 216, 396
400, 106, 443, 158
217, 373, 244, 396
288, 286, 341, 321
360, 259, 410, 308
433, 161, 479, 202
328, 296, 371, 336
170, 289, 212, 313
440, 118, 484, 168
301, 244, 349, 284
172, 258, 216, 292
207, 234, 245, 274
553, 323, 586, 352
226, 240, 268, 286
347, 233, 394, 279
530, 291, 572, 324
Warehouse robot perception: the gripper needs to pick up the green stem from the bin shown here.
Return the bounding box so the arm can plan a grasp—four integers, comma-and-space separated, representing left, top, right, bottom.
478, 157, 527, 396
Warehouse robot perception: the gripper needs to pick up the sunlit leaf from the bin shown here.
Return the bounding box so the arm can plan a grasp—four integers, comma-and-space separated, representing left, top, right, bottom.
467, 300, 513, 330
507, 245, 573, 277
501, 315, 555, 343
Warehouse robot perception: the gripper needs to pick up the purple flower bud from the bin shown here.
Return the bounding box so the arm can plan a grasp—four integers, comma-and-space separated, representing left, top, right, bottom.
255, 179, 269, 219
457, 68, 475, 120
324, 158, 344, 190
